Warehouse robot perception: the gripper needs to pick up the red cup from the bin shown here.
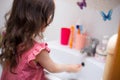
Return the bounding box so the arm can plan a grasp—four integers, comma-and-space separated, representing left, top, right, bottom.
60, 28, 70, 45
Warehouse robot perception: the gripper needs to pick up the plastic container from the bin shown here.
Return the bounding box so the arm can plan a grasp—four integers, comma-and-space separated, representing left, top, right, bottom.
60, 28, 70, 45
96, 35, 109, 55
74, 34, 86, 50
95, 35, 109, 62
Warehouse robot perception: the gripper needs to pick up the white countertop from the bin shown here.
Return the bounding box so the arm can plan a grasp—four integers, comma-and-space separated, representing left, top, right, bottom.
47, 40, 105, 70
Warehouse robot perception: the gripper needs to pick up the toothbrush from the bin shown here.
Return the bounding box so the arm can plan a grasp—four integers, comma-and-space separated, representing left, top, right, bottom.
80, 25, 83, 33
76, 25, 81, 34
69, 26, 74, 48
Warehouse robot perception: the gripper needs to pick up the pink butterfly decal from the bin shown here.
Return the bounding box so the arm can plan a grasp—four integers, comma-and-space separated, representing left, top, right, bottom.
77, 0, 87, 10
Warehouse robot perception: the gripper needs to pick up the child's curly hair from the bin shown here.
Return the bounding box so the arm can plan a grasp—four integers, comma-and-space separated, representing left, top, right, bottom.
0, 0, 55, 73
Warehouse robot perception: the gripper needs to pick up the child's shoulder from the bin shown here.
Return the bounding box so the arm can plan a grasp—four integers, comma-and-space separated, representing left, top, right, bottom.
25, 41, 50, 62
33, 41, 50, 51
28, 41, 50, 55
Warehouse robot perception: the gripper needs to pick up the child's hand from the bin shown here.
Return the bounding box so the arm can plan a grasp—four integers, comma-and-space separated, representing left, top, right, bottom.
66, 64, 82, 73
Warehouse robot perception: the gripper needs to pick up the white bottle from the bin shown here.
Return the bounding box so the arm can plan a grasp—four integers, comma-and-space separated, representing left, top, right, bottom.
101, 35, 109, 52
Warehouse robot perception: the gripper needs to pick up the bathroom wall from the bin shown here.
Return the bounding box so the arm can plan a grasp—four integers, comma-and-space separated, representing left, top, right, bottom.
44, 0, 120, 41
0, 0, 12, 28
0, 0, 120, 42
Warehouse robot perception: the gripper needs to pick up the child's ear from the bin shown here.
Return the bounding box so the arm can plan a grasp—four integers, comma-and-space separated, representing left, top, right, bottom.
42, 27, 46, 32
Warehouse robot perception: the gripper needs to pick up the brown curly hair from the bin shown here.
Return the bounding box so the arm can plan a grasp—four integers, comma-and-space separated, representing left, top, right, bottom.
0, 0, 55, 73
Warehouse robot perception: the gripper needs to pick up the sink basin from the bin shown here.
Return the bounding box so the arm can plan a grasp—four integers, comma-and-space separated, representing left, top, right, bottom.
47, 41, 105, 80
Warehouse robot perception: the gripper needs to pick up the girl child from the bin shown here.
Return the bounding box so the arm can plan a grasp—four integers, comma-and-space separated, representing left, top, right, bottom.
0, 0, 82, 80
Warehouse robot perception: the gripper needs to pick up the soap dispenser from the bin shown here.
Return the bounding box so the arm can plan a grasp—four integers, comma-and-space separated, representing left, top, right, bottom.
95, 35, 109, 62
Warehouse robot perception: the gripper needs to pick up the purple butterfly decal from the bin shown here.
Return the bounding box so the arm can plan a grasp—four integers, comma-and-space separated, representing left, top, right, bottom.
77, 0, 87, 10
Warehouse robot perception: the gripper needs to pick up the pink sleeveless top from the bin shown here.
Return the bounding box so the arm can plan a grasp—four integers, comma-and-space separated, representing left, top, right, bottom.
1, 41, 50, 80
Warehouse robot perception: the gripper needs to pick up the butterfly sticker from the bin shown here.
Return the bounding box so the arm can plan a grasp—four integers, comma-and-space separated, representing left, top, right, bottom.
100, 9, 113, 21
77, 0, 87, 10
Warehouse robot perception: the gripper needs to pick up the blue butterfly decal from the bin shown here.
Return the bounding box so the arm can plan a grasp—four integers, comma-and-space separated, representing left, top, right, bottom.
77, 0, 87, 10
100, 9, 113, 21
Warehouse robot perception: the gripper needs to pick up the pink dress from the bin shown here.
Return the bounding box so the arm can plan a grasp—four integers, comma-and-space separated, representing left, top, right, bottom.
1, 41, 50, 80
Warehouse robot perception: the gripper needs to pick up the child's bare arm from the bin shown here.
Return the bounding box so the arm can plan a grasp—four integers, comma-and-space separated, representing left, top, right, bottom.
35, 49, 82, 73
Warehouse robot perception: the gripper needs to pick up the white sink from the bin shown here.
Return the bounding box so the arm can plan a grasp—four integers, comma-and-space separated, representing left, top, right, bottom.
47, 41, 105, 80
